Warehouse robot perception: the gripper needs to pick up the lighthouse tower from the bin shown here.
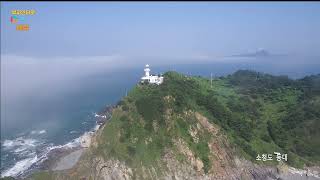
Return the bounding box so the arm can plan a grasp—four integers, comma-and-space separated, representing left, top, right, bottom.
141, 64, 163, 85
144, 64, 150, 77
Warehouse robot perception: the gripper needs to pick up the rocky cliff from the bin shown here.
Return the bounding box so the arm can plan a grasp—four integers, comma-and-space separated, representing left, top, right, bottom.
27, 70, 320, 180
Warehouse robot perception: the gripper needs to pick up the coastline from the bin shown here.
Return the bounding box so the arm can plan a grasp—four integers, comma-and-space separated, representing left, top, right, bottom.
42, 124, 320, 180
3, 103, 320, 180
39, 111, 320, 180
28, 105, 320, 180
11, 126, 99, 179
48, 130, 95, 172
2, 105, 114, 179
36, 107, 112, 174
39, 127, 98, 172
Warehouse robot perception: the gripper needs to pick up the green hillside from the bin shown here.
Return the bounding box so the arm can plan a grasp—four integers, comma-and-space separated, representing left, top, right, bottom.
15, 70, 319, 180
94, 70, 320, 173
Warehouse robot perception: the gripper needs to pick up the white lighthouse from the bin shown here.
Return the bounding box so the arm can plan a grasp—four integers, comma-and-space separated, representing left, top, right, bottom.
141, 64, 163, 85
144, 64, 150, 77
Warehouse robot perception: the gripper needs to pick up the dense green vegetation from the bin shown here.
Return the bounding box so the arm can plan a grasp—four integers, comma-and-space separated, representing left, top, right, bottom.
228, 70, 320, 166
95, 69, 320, 175
29, 171, 54, 180
0, 177, 15, 180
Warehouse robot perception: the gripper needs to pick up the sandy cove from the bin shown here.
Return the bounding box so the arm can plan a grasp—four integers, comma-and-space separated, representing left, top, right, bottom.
49, 125, 99, 171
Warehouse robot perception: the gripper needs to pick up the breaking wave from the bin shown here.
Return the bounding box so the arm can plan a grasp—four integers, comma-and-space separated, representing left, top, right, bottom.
3, 138, 39, 150
1, 136, 42, 177
30, 129, 47, 135
1, 155, 39, 178
1, 122, 101, 178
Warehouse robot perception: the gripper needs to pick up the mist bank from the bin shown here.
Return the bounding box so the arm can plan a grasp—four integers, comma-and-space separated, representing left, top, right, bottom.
1, 54, 319, 135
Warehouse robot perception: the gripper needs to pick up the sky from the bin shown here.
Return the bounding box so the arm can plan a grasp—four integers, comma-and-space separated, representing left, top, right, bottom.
1, 2, 320, 137
1, 2, 320, 59
1, 3, 320, 178
1, 2, 320, 111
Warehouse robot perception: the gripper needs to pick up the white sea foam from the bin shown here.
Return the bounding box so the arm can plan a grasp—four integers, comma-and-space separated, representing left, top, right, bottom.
1, 155, 38, 178
94, 124, 101, 131
3, 138, 38, 150
287, 167, 320, 179
94, 113, 106, 119
13, 146, 28, 153
45, 139, 80, 152
38, 130, 46, 134
1, 140, 74, 178
31, 129, 47, 135
2, 119, 101, 178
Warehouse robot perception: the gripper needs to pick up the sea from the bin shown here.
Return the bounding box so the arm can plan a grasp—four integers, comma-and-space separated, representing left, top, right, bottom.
1, 58, 320, 178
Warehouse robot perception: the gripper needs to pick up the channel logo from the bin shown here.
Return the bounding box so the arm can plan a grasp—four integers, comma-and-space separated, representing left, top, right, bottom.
10, 15, 25, 24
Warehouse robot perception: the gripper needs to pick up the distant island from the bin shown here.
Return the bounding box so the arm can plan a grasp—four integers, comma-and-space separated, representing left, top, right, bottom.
230, 49, 286, 58
4, 70, 320, 180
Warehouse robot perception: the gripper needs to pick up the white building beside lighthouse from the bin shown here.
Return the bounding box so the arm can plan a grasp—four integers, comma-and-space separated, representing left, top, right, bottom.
141, 64, 164, 85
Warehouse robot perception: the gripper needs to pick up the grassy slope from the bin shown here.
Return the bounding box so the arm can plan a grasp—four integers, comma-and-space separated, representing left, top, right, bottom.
93, 70, 319, 175
14, 70, 319, 180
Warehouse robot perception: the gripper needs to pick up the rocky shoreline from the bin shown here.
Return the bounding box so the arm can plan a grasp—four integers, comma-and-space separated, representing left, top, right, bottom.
14, 105, 115, 179
46, 105, 115, 170
38, 133, 93, 172
15, 104, 320, 180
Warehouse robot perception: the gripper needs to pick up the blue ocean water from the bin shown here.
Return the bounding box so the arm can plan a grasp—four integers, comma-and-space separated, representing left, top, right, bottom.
0, 67, 142, 177
1, 60, 319, 178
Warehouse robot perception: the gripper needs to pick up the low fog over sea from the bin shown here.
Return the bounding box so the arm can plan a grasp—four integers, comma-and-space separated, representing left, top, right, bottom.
1, 55, 319, 178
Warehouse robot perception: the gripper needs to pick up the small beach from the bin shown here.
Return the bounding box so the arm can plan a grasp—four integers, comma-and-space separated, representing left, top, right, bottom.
44, 122, 103, 172
52, 149, 85, 171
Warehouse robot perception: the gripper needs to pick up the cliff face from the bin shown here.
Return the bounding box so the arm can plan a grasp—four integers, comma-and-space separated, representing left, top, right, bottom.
29, 71, 320, 180
48, 109, 279, 180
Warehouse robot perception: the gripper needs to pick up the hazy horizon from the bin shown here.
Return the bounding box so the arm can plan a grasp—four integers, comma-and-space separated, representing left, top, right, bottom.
1, 2, 320, 133
1, 2, 320, 178
1, 2, 320, 57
